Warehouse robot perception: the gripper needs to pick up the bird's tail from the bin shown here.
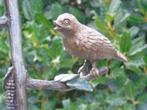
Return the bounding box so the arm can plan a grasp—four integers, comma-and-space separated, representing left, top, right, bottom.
114, 51, 128, 62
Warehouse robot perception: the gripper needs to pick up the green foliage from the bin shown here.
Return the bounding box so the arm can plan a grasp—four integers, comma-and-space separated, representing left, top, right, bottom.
0, 0, 147, 110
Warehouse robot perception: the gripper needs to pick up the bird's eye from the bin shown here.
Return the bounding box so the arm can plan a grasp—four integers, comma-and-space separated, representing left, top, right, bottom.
63, 19, 70, 25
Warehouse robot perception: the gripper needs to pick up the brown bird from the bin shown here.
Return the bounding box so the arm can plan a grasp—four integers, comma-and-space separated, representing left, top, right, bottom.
54, 13, 127, 77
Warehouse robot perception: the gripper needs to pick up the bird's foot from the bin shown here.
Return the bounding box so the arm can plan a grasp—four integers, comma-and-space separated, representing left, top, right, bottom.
89, 67, 99, 78
78, 65, 89, 76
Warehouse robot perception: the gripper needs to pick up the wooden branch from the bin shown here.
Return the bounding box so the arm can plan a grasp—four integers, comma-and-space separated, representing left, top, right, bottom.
0, 16, 8, 25
27, 67, 108, 91
5, 0, 28, 110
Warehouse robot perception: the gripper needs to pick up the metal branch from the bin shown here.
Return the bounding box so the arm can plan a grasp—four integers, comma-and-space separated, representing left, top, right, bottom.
27, 67, 108, 91
5, 0, 28, 110
27, 78, 72, 91
80, 67, 108, 81
0, 16, 8, 25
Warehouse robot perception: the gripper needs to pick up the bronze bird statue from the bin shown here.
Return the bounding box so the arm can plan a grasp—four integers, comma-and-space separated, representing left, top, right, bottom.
54, 13, 127, 77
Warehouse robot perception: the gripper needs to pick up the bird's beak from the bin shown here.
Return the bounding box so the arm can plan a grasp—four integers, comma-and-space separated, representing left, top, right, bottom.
53, 20, 57, 25
53, 20, 61, 31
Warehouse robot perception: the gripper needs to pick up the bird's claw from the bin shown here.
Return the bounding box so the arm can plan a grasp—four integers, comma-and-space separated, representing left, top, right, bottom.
78, 65, 89, 76
90, 68, 99, 78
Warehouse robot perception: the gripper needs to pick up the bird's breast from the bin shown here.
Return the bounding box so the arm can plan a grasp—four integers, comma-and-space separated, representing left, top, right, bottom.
63, 37, 87, 58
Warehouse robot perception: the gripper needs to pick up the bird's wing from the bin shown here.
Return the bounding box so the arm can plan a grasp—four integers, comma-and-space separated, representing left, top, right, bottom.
80, 26, 117, 59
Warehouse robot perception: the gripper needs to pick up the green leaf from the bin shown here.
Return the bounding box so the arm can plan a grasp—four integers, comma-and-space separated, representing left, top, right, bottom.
35, 13, 53, 29
68, 7, 85, 22
127, 14, 145, 25
131, 35, 145, 47
0, 4, 4, 16
48, 37, 63, 58
91, 76, 108, 87
124, 81, 136, 98
126, 57, 145, 67
129, 26, 140, 37
45, 2, 63, 20
114, 9, 130, 26
60, 56, 76, 69
105, 13, 114, 23
137, 93, 147, 103
129, 36, 146, 56
22, 0, 43, 20
129, 44, 147, 56
108, 0, 121, 16
22, 0, 33, 20
106, 97, 127, 106
78, 104, 87, 110
30, 0, 43, 14
96, 16, 106, 33
120, 32, 132, 52
141, 0, 147, 11
123, 103, 134, 110
143, 55, 147, 65
125, 57, 145, 73
62, 99, 71, 109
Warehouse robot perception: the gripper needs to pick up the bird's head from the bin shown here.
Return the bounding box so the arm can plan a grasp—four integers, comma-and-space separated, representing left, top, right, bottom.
54, 13, 80, 34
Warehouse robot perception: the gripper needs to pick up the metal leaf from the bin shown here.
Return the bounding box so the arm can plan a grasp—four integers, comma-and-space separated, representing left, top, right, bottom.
54, 74, 78, 82
54, 74, 93, 92
67, 77, 93, 92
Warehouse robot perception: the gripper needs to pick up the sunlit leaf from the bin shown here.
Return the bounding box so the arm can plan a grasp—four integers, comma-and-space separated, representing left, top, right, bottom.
108, 0, 121, 16
129, 26, 140, 37
129, 44, 147, 56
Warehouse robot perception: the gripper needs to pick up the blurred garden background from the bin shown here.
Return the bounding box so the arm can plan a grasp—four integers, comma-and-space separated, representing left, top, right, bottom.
0, 0, 147, 110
